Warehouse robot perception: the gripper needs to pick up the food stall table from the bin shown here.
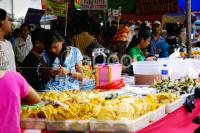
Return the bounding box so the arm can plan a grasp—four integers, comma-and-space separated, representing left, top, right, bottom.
21, 99, 200, 133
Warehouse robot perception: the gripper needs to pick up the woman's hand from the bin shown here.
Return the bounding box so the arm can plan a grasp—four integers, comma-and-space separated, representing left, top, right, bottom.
146, 56, 157, 61
49, 67, 58, 77
58, 65, 70, 76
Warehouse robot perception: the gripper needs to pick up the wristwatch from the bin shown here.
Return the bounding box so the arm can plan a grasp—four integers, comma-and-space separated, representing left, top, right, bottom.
68, 70, 72, 76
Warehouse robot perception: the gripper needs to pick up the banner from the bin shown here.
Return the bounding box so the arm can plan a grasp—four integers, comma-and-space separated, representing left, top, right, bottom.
136, 0, 178, 15
80, 0, 107, 10
45, 0, 67, 17
162, 13, 186, 23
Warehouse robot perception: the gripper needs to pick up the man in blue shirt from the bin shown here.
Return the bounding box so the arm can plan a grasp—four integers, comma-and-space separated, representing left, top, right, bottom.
150, 21, 167, 56
157, 41, 169, 57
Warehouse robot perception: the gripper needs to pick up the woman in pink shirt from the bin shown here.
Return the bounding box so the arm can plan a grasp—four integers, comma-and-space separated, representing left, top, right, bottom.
0, 70, 41, 133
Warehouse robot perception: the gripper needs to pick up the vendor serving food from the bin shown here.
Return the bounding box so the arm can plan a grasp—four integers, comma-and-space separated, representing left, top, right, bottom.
39, 30, 83, 91
128, 29, 157, 61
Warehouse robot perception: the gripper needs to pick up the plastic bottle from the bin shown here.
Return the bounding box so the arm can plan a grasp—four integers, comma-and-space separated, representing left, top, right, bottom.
161, 64, 169, 80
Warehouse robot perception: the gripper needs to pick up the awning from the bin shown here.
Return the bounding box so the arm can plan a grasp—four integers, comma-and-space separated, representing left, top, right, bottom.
162, 13, 186, 23
24, 8, 45, 24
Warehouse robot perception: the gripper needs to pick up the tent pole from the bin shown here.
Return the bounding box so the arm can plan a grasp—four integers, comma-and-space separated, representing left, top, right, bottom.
186, 0, 192, 57
64, 2, 68, 37
11, 0, 14, 20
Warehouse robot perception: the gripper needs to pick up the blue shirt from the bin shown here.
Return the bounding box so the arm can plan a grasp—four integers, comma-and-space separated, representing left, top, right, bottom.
41, 47, 83, 91
157, 41, 169, 58
150, 36, 165, 55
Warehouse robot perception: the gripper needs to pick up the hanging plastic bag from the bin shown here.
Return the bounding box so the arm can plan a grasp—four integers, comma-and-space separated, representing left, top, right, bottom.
185, 95, 195, 113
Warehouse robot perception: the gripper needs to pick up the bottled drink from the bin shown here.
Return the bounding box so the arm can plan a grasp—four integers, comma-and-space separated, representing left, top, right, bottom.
161, 64, 169, 80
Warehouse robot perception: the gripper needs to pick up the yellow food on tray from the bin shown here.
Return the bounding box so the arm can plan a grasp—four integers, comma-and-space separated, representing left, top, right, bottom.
83, 65, 94, 79
21, 91, 180, 121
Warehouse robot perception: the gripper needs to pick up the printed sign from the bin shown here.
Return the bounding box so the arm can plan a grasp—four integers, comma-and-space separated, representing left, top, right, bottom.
80, 0, 107, 10
136, 0, 178, 15
45, 0, 68, 16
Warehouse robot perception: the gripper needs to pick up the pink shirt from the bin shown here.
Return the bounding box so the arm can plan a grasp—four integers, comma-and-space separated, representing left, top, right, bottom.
0, 71, 29, 133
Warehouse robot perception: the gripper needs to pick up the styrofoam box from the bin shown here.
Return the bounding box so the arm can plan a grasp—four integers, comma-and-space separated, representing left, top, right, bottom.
90, 113, 150, 132
166, 98, 185, 113
46, 120, 89, 131
149, 105, 166, 122
20, 118, 46, 129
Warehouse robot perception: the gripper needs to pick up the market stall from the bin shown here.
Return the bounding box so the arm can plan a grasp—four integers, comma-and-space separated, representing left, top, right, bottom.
20, 59, 200, 133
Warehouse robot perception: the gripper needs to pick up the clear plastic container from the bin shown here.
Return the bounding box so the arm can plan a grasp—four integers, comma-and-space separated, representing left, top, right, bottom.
132, 59, 188, 79
46, 120, 89, 131
20, 118, 46, 129
166, 99, 184, 113
149, 105, 166, 122
90, 113, 150, 132
185, 59, 200, 78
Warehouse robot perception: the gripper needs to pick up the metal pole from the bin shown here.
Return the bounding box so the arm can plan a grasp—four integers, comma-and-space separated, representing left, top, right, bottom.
64, 2, 68, 37
11, 0, 14, 20
186, 0, 192, 57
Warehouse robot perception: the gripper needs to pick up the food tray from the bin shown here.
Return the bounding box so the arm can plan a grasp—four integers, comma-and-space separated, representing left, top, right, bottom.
149, 105, 166, 122
166, 98, 185, 113
20, 118, 46, 129
90, 113, 150, 132
46, 120, 89, 131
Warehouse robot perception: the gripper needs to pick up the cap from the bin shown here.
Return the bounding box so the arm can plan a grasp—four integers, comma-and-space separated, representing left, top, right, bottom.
153, 21, 161, 25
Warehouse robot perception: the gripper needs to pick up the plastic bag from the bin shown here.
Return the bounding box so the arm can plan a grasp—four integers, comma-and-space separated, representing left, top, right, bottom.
185, 95, 195, 113
169, 48, 180, 59
193, 116, 200, 124
96, 79, 125, 90
195, 87, 200, 98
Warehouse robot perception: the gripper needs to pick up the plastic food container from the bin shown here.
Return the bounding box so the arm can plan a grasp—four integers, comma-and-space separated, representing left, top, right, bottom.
149, 105, 166, 122
185, 59, 200, 78
46, 120, 89, 131
90, 113, 150, 132
132, 60, 188, 84
95, 64, 122, 87
166, 99, 185, 113
20, 118, 46, 129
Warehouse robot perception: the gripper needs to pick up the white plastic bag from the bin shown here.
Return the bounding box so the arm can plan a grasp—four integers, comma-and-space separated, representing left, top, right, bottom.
169, 48, 180, 59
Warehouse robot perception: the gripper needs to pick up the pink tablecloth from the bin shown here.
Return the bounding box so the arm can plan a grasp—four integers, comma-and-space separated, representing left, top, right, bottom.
135, 99, 200, 133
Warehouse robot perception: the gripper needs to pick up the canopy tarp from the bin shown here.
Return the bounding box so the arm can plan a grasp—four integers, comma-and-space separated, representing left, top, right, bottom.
162, 13, 186, 23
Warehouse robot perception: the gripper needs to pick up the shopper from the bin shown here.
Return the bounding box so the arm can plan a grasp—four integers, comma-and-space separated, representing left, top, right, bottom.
13, 23, 33, 68
150, 21, 166, 55
0, 70, 41, 133
39, 30, 83, 90
22, 27, 46, 91
129, 29, 157, 61
71, 16, 95, 55
0, 8, 16, 70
